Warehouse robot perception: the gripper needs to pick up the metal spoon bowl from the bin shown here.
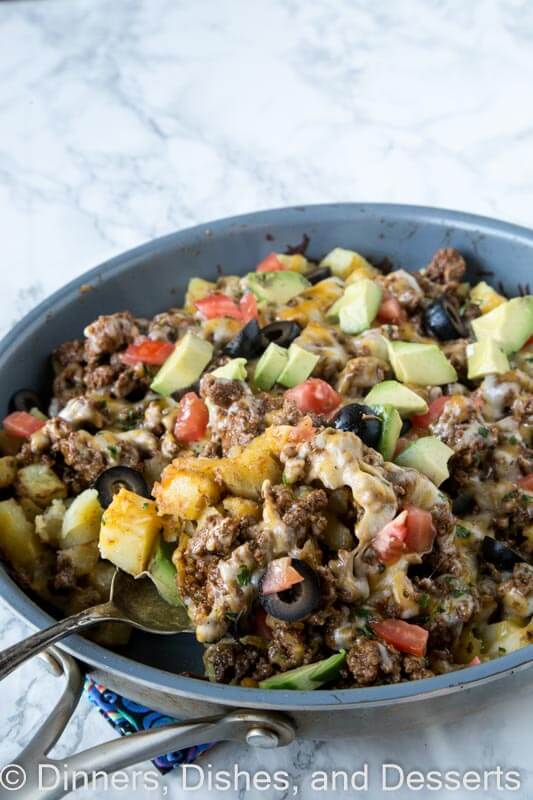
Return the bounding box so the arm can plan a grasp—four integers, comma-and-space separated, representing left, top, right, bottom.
0, 570, 192, 681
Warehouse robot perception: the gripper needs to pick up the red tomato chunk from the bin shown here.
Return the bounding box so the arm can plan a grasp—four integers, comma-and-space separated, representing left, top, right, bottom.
285, 378, 342, 414
3, 411, 45, 438
174, 393, 209, 443
121, 338, 174, 366
372, 619, 429, 657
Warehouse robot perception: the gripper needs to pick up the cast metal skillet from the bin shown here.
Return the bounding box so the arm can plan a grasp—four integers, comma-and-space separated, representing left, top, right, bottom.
1, 204, 532, 799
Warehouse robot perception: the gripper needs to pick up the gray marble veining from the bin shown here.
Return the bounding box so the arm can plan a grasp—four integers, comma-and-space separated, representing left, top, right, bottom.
1, 0, 532, 797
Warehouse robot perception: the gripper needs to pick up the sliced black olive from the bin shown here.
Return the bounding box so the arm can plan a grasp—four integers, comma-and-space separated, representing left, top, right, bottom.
423, 297, 467, 340
306, 266, 332, 285
400, 418, 412, 436
331, 403, 382, 450
9, 389, 43, 414
452, 493, 476, 516
259, 320, 302, 350
259, 559, 320, 622
481, 537, 523, 572
224, 319, 263, 359
94, 466, 149, 508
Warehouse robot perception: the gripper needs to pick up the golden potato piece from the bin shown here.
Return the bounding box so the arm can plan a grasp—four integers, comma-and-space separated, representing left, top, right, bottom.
16, 463, 67, 507
0, 456, 17, 488
98, 488, 161, 576
222, 496, 261, 521
154, 459, 222, 521
0, 498, 44, 576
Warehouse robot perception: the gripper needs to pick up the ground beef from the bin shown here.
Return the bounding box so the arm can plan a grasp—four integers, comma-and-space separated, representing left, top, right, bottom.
203, 641, 259, 684
422, 248, 466, 287
52, 339, 85, 371
336, 357, 390, 395
347, 638, 381, 685
83, 364, 117, 392
499, 563, 533, 597
53, 364, 85, 406
442, 339, 469, 375
402, 655, 434, 680
200, 374, 245, 408
381, 269, 423, 311
189, 512, 242, 557
83, 311, 139, 364
55, 432, 108, 490
270, 484, 329, 542
266, 620, 317, 670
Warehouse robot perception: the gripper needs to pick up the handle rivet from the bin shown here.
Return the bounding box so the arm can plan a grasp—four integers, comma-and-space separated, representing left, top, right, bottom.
246, 726, 279, 748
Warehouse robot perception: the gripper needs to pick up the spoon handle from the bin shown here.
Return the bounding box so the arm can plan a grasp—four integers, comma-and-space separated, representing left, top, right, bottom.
0, 604, 116, 681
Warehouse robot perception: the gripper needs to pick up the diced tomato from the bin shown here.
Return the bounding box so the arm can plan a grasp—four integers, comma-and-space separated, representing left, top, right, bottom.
373, 507, 435, 564
517, 473, 533, 492
285, 378, 342, 415
121, 337, 174, 366
377, 294, 406, 324
522, 335, 533, 349
372, 619, 429, 657
3, 411, 45, 438
173, 393, 209, 443
372, 510, 409, 564
261, 557, 305, 595
289, 416, 316, 443
256, 253, 284, 273
239, 292, 258, 322
195, 293, 243, 320
468, 656, 481, 667
411, 396, 449, 429
393, 437, 410, 457
404, 506, 435, 554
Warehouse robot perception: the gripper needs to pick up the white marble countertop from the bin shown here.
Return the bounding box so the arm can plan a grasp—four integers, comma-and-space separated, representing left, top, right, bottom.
1, 0, 532, 797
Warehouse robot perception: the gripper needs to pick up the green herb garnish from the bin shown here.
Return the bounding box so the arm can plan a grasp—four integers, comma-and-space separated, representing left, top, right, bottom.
456, 525, 471, 539
237, 565, 251, 586
478, 426, 489, 439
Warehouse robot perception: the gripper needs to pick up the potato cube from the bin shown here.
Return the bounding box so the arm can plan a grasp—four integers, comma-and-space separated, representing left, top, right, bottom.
0, 456, 17, 488
154, 459, 222, 520
222, 496, 261, 521
61, 488, 103, 547
16, 463, 67, 507
35, 499, 67, 546
0, 498, 44, 575
99, 488, 161, 576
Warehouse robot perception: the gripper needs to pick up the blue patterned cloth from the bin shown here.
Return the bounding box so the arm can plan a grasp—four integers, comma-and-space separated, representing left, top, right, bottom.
85, 677, 215, 773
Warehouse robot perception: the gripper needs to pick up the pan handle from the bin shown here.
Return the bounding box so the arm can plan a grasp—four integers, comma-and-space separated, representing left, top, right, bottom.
6, 647, 295, 800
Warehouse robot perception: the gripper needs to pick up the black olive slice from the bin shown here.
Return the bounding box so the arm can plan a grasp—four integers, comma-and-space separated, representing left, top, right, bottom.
306, 266, 332, 285
224, 319, 263, 359
259, 559, 320, 622
9, 389, 43, 414
481, 537, 523, 572
452, 493, 476, 516
94, 466, 150, 508
331, 403, 382, 450
259, 320, 302, 350
423, 297, 467, 341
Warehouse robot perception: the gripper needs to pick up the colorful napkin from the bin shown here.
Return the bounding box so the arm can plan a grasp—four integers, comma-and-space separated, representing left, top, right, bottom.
85, 677, 215, 773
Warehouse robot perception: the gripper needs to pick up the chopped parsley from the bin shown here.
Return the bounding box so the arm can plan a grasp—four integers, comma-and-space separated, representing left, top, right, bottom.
508, 435, 519, 445
498, 646, 507, 654
456, 525, 471, 539
356, 607, 372, 619
237, 565, 251, 587
108, 445, 119, 459
452, 588, 465, 598
478, 426, 489, 439
356, 624, 375, 639
418, 593, 430, 609
143, 502, 149, 509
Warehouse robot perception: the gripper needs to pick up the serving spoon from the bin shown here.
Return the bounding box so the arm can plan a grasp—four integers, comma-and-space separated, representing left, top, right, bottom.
0, 570, 192, 681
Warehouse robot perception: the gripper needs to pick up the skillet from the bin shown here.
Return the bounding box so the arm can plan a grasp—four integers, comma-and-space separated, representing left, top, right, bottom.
1, 203, 532, 798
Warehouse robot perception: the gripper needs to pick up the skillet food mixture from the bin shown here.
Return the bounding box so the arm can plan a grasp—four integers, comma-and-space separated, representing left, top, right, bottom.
1, 247, 532, 690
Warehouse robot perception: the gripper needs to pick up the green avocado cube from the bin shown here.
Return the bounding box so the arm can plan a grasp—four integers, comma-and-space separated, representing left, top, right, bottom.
254, 343, 288, 390
371, 404, 402, 461
388, 341, 457, 386
365, 380, 428, 416
259, 651, 346, 690
277, 344, 320, 388
472, 296, 533, 354
395, 436, 454, 486
246, 271, 310, 304
150, 332, 213, 396
212, 358, 248, 380
466, 340, 509, 380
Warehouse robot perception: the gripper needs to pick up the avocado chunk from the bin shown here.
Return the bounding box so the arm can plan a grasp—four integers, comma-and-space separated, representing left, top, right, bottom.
388, 341, 457, 385
371, 404, 402, 461
254, 343, 288, 390
320, 247, 375, 279
151, 332, 213, 396
365, 380, 428, 416
467, 340, 509, 380
277, 344, 320, 388
395, 435, 454, 486
147, 537, 182, 607
212, 358, 248, 380
472, 296, 533, 353
259, 651, 346, 690
246, 271, 310, 304
470, 281, 506, 315
326, 279, 382, 334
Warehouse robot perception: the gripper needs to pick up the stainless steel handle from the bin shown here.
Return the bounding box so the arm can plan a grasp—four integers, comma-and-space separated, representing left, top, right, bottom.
6, 648, 295, 800
0, 605, 115, 681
